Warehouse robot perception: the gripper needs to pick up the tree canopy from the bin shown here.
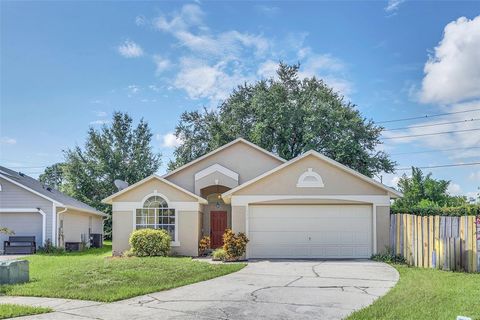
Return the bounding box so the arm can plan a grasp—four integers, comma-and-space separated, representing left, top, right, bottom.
40, 112, 161, 237
392, 167, 467, 208
169, 63, 395, 177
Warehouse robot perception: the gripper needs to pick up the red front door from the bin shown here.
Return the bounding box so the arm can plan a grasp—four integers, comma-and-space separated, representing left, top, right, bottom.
210, 211, 227, 248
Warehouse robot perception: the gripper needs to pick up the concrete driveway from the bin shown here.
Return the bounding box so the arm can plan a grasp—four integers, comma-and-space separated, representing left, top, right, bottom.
2, 260, 398, 320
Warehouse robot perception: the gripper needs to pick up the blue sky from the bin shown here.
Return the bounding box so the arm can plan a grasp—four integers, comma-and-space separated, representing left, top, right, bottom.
1, 1, 479, 200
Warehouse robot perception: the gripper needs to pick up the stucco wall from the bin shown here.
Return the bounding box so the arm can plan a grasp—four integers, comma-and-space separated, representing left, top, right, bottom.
58, 208, 103, 245
233, 154, 389, 196
0, 178, 53, 246
175, 211, 201, 256
165, 141, 284, 194
231, 206, 246, 234
376, 206, 390, 252
111, 210, 201, 256
112, 211, 133, 255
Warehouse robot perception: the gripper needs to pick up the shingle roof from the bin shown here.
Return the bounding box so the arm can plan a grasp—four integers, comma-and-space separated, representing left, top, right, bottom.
0, 165, 106, 217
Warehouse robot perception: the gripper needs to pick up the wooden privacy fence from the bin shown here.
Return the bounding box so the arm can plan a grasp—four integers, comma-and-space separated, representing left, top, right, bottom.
390, 214, 479, 272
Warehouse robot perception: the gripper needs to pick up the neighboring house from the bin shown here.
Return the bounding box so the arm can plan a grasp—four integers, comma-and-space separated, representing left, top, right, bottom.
0, 166, 106, 253
103, 138, 402, 259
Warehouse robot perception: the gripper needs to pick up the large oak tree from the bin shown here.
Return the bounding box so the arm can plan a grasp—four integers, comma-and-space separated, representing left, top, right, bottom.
169, 63, 395, 177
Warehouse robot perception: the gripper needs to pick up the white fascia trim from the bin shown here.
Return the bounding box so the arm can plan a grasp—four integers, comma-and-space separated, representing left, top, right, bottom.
222, 150, 403, 198
1, 208, 46, 246
162, 138, 286, 179
102, 175, 207, 204
0, 174, 62, 206
194, 163, 239, 182
230, 195, 392, 206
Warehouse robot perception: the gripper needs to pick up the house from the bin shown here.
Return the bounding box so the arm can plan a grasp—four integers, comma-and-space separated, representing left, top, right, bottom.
103, 138, 402, 259
0, 166, 106, 253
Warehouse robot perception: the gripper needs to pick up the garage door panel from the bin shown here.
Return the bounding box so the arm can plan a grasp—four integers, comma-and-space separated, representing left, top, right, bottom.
248, 205, 372, 259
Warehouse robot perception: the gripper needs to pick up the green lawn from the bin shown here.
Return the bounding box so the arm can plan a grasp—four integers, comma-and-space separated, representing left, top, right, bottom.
0, 304, 52, 319
0, 243, 245, 302
348, 264, 480, 320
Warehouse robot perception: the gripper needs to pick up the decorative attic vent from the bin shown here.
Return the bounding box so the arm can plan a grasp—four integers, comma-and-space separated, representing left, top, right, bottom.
296, 168, 324, 188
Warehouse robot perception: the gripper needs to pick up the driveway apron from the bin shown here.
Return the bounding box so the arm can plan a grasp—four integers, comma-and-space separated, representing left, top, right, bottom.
1, 260, 399, 320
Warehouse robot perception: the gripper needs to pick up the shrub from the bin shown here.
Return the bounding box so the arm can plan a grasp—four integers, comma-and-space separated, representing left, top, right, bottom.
212, 248, 227, 261
129, 229, 171, 257
371, 247, 406, 264
198, 236, 211, 256
37, 239, 65, 254
222, 229, 249, 261
391, 205, 479, 217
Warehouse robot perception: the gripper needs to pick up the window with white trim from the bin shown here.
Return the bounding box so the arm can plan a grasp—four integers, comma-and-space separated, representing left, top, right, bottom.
135, 196, 176, 240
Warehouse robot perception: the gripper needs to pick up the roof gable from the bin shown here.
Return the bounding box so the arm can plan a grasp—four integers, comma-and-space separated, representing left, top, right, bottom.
163, 138, 285, 179
223, 150, 402, 199
102, 175, 208, 204
0, 166, 106, 216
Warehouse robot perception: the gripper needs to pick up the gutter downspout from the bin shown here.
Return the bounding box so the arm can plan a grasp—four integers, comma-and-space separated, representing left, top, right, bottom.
57, 207, 68, 247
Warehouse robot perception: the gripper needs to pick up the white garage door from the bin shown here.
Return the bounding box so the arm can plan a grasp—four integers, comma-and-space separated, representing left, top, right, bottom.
248, 204, 372, 259
0, 212, 43, 251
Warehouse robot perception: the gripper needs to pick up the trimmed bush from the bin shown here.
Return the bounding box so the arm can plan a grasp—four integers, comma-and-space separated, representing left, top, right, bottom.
198, 236, 211, 256
222, 229, 249, 261
391, 205, 479, 217
129, 229, 171, 257
212, 248, 227, 261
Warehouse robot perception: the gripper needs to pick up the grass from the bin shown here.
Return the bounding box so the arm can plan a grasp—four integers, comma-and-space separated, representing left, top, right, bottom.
0, 304, 52, 319
0, 242, 245, 302
348, 264, 480, 320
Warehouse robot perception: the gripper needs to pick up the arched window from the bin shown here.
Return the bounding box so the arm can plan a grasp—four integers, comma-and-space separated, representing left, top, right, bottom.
135, 195, 175, 240
143, 196, 168, 209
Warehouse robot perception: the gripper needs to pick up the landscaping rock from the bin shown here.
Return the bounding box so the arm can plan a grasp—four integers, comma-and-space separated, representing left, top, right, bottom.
0, 259, 29, 284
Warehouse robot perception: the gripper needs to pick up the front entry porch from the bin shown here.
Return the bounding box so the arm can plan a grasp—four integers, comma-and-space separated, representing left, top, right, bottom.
200, 185, 232, 248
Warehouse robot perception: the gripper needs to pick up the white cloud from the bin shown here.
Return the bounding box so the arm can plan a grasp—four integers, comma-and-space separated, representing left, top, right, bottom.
469, 171, 480, 181
117, 40, 144, 58
0, 137, 16, 145
158, 132, 183, 148
447, 183, 462, 196
153, 55, 171, 74
174, 57, 252, 102
135, 15, 146, 26
127, 85, 140, 94
420, 16, 480, 104
257, 60, 278, 79
154, 4, 269, 60
146, 4, 351, 102
255, 5, 280, 17
90, 120, 110, 125
297, 48, 352, 96
148, 84, 160, 92
94, 111, 107, 117
385, 0, 405, 13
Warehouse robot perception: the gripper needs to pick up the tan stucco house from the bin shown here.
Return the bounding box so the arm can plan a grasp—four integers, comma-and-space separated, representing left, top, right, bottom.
103, 138, 401, 259
0, 166, 106, 253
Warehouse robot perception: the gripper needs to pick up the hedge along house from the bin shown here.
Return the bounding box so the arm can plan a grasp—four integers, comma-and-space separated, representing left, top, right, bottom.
103, 138, 402, 258
0, 166, 106, 253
